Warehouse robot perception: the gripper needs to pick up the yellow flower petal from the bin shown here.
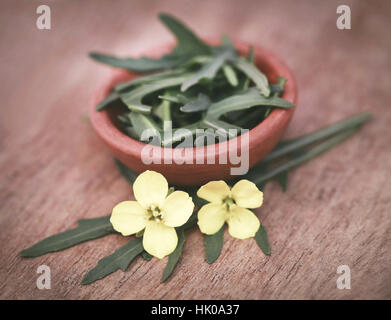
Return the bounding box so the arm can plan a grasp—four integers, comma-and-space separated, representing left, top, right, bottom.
197, 203, 226, 235
142, 221, 178, 259
110, 201, 146, 236
231, 179, 263, 209
133, 170, 168, 208
226, 207, 260, 239
162, 191, 194, 227
197, 180, 231, 204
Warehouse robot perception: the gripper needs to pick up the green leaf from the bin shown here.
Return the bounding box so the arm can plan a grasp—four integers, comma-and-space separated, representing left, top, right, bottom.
115, 69, 186, 93
223, 64, 238, 87
202, 118, 241, 139
277, 171, 289, 192
96, 91, 123, 112
89, 14, 211, 72
255, 224, 271, 255
262, 112, 372, 164
141, 251, 152, 261
20, 216, 114, 258
158, 94, 189, 105
128, 112, 161, 139
204, 225, 225, 264
251, 127, 362, 186
161, 229, 185, 282
205, 88, 294, 120
89, 52, 190, 73
180, 93, 210, 112
81, 238, 143, 285
234, 57, 270, 96
158, 13, 211, 56
270, 76, 287, 97
181, 47, 236, 91
119, 74, 191, 113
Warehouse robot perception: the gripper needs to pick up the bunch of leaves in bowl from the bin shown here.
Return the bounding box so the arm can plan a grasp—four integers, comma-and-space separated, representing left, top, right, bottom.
90, 13, 295, 147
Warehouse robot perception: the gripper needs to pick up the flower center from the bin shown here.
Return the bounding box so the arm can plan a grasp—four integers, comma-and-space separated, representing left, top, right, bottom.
222, 196, 236, 211
147, 204, 163, 222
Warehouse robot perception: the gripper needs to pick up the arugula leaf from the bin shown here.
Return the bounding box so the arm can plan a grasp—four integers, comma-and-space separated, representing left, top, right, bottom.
223, 64, 239, 87
204, 225, 225, 264
128, 112, 161, 139
158, 13, 211, 56
89, 14, 211, 72
158, 94, 189, 105
115, 69, 186, 93
251, 127, 362, 187
20, 216, 114, 258
181, 47, 236, 91
201, 118, 242, 139
234, 57, 270, 96
180, 93, 210, 112
205, 88, 294, 120
81, 238, 143, 285
161, 229, 185, 282
277, 171, 289, 192
89, 52, 191, 73
141, 251, 152, 261
96, 91, 121, 111
119, 74, 191, 113
255, 224, 271, 255
262, 112, 372, 164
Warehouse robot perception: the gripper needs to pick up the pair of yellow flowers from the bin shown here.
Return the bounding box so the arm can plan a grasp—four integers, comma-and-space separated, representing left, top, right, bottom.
110, 170, 263, 259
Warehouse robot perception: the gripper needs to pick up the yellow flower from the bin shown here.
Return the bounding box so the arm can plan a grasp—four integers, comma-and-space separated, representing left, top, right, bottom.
110, 170, 194, 259
197, 180, 263, 239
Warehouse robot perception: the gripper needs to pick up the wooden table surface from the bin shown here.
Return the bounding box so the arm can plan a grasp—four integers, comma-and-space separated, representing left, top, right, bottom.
1, 0, 390, 300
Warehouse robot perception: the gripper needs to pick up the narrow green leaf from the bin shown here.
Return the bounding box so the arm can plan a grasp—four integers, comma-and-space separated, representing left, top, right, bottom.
90, 14, 210, 72
223, 64, 239, 87
161, 229, 185, 282
20, 216, 114, 258
241, 46, 255, 90
161, 122, 201, 146
206, 88, 294, 120
119, 74, 191, 113
180, 93, 210, 112
158, 13, 211, 56
158, 94, 189, 105
255, 224, 271, 255
234, 57, 270, 96
251, 127, 361, 186
277, 171, 289, 192
128, 112, 161, 139
81, 238, 143, 285
115, 69, 186, 93
96, 91, 121, 111
89, 52, 189, 73
262, 112, 372, 164
204, 225, 225, 264
181, 48, 236, 91
141, 251, 152, 261
202, 118, 241, 139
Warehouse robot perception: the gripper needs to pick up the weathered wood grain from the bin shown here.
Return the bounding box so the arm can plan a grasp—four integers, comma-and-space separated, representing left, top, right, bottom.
0, 0, 390, 299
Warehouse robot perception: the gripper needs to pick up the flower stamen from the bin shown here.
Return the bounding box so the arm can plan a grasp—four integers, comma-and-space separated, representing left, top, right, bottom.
147, 204, 164, 222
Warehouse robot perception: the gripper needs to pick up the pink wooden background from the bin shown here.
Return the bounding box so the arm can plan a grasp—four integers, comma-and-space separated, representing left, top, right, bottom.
0, 0, 390, 299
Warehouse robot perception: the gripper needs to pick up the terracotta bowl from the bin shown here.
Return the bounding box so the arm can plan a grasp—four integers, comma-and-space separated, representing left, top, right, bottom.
90, 40, 297, 186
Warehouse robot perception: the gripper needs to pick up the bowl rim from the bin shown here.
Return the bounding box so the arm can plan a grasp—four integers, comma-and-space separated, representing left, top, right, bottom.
90, 39, 298, 163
